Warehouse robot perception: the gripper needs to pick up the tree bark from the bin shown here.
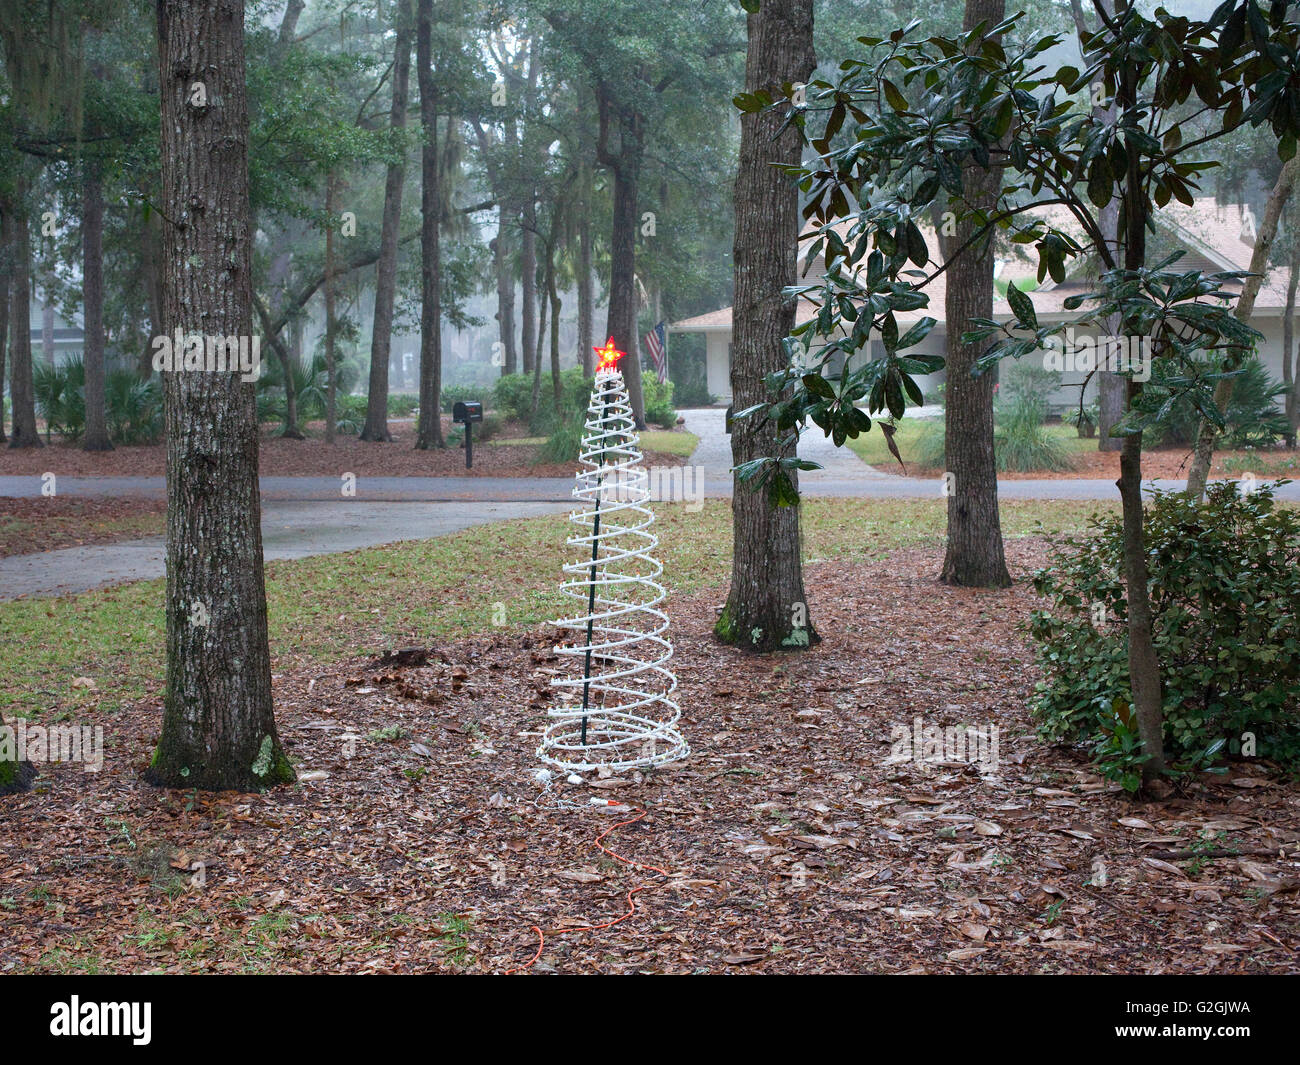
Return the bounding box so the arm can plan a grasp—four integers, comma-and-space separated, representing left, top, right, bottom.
147, 0, 291, 791
1185, 155, 1299, 498
81, 161, 112, 451
598, 91, 648, 429
938, 0, 1010, 588
361, 0, 412, 443
717, 0, 818, 653
414, 0, 442, 449
7, 180, 41, 449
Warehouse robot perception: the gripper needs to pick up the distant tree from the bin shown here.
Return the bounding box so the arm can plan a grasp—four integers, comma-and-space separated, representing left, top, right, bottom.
148, 0, 292, 791
361, 0, 414, 443
415, 0, 445, 449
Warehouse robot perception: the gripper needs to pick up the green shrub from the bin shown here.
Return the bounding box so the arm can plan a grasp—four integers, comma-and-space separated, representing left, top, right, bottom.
643, 376, 677, 428
1028, 481, 1300, 790
439, 385, 488, 413
536, 420, 584, 464
105, 371, 162, 444
388, 393, 419, 417
994, 393, 1073, 472
1145, 355, 1288, 449
34, 357, 161, 444
906, 394, 1072, 473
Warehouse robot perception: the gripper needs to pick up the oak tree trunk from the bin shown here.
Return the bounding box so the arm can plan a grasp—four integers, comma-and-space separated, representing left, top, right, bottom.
717, 0, 818, 654
492, 219, 517, 374
148, 0, 291, 791
82, 162, 113, 451
361, 0, 412, 442
414, 0, 443, 449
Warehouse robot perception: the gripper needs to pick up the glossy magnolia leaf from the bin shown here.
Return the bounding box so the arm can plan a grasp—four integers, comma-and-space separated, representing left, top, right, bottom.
1005, 280, 1037, 329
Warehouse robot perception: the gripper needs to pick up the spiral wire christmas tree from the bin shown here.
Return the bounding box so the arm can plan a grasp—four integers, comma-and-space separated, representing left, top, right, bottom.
538, 349, 689, 772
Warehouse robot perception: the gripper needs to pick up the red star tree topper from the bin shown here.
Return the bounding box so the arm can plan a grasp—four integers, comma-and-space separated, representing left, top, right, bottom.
594, 336, 626, 373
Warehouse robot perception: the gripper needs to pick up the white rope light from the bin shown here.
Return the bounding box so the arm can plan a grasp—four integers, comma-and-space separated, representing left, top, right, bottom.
538, 361, 689, 773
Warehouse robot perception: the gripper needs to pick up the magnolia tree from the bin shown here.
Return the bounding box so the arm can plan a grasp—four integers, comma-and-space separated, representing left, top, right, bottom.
734, 0, 1300, 785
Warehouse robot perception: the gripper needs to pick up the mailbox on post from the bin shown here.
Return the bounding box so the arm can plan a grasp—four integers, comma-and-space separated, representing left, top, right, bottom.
452, 400, 483, 469
452, 400, 483, 465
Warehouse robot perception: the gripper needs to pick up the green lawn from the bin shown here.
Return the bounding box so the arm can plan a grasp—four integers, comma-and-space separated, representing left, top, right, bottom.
0, 497, 1114, 721
490, 428, 699, 456
845, 417, 1092, 470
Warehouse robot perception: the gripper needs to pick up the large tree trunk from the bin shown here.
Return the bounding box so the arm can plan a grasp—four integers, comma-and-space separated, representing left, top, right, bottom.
717, 0, 818, 653
7, 183, 41, 450
361, 0, 411, 443
414, 0, 442, 449
1185, 156, 1299, 498
939, 0, 1010, 588
82, 162, 112, 451
147, 0, 291, 791
1284, 253, 1298, 447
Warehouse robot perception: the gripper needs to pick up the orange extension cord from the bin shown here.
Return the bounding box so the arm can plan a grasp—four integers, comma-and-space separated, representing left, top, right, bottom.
505, 799, 669, 974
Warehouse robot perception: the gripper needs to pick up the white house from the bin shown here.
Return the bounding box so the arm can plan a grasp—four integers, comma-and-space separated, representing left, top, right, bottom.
671, 199, 1297, 411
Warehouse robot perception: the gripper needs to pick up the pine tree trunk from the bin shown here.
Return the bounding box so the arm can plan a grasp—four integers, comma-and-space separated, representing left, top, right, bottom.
82, 162, 113, 451
606, 135, 647, 428
361, 0, 411, 443
147, 0, 291, 792
414, 0, 443, 449
717, 0, 818, 654
578, 169, 594, 377
939, 0, 1010, 588
7, 182, 41, 450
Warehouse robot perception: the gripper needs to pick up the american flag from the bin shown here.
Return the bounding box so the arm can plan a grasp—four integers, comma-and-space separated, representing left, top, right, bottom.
644, 321, 668, 384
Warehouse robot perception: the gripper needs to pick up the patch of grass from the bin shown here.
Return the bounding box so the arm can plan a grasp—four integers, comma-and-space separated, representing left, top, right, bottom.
845, 417, 1095, 472
639, 429, 698, 457
0, 498, 1114, 720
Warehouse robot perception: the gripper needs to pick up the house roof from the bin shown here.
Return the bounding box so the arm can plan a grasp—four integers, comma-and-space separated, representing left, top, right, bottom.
670, 198, 1293, 336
